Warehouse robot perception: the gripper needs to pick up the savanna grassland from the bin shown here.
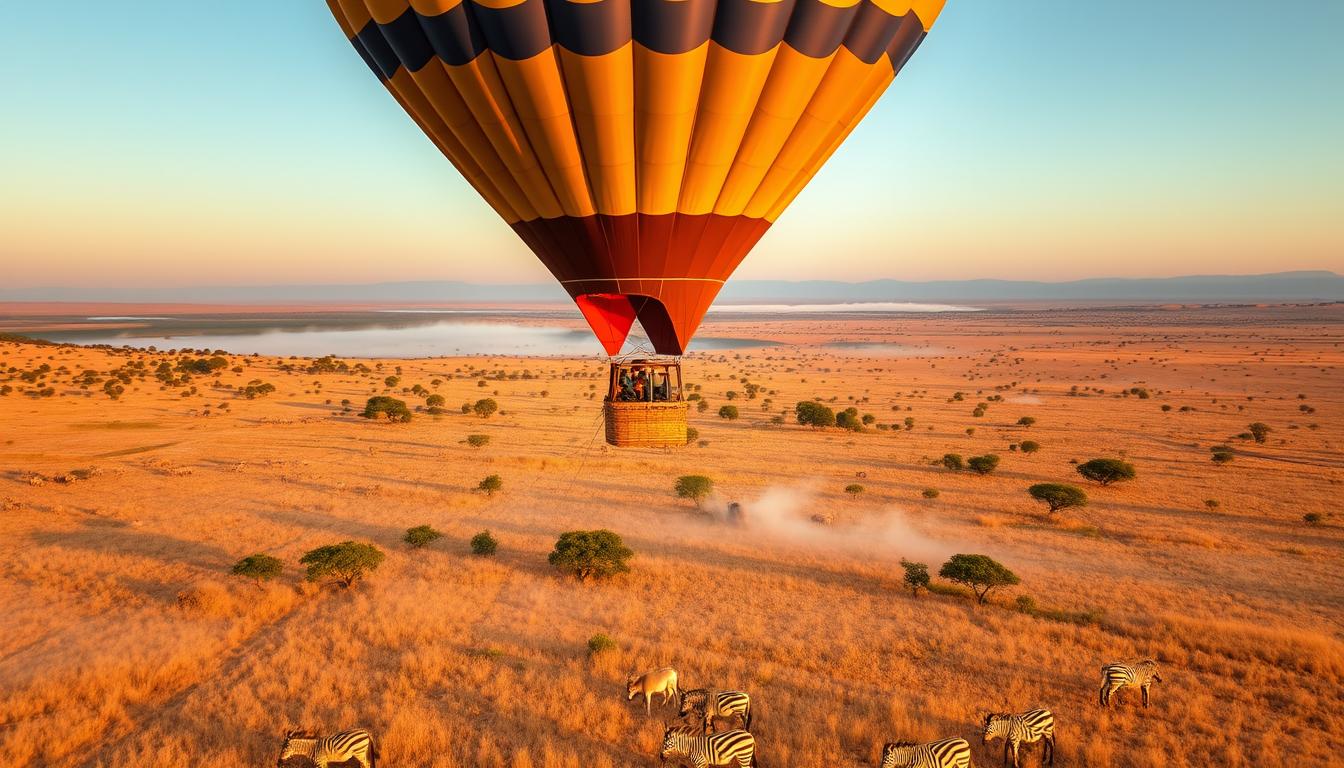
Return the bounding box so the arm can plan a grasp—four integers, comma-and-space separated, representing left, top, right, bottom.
1, 304, 1342, 767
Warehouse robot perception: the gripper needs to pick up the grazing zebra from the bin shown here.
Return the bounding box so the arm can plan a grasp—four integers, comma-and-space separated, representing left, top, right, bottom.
278, 728, 376, 768
679, 688, 753, 733
627, 666, 680, 715
879, 737, 972, 768
1099, 659, 1162, 708
982, 709, 1055, 767
660, 725, 757, 768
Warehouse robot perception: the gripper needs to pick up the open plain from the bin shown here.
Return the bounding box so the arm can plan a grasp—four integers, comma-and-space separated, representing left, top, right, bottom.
1, 303, 1342, 767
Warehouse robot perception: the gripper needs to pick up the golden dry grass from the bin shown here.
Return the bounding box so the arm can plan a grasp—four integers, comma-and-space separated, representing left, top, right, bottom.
1, 304, 1342, 767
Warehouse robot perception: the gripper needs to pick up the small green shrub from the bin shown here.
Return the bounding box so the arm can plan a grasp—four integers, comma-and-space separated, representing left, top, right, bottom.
478, 474, 503, 496
587, 633, 617, 655
718, 405, 739, 420
845, 483, 865, 495
471, 530, 499, 555
922, 488, 940, 499
466, 434, 490, 447
795, 400, 836, 428
900, 558, 930, 596
1019, 440, 1040, 454
941, 453, 964, 471
404, 525, 443, 549
473, 398, 499, 418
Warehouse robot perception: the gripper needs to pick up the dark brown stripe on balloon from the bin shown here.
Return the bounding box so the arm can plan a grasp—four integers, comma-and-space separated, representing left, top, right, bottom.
547, 0, 630, 57
355, 20, 403, 79
711, 0, 797, 56
784, 0, 862, 58
349, 0, 924, 74
843, 2, 908, 65
631, 0, 716, 55
379, 8, 437, 72
469, 0, 553, 61
420, 3, 489, 66
885, 15, 926, 73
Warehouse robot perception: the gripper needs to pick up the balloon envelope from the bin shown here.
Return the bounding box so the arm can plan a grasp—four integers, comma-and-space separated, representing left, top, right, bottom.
327, 0, 945, 354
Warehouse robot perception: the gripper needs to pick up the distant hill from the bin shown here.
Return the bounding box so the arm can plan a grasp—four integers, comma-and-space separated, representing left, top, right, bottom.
4, 271, 1341, 304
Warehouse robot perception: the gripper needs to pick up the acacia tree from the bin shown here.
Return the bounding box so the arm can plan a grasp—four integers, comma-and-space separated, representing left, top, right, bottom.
1028, 483, 1088, 514
1076, 458, 1136, 486
674, 475, 714, 509
939, 553, 1020, 605
795, 401, 836, 428
300, 541, 385, 588
473, 398, 499, 418
230, 553, 282, 586
363, 396, 412, 422
900, 559, 930, 597
967, 454, 1001, 475
548, 530, 633, 581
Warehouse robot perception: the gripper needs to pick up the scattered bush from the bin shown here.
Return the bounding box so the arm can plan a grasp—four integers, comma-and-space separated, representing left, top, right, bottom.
941, 453, 964, 471
363, 396, 412, 422
835, 407, 863, 431
1016, 416, 1036, 427
1028, 483, 1088, 514
685, 427, 699, 445
795, 400, 836, 428
1248, 422, 1271, 443
1076, 458, 1136, 486
471, 530, 499, 555
922, 488, 940, 499
844, 483, 865, 495
300, 541, 385, 588
473, 398, 499, 418
548, 530, 633, 581
1304, 512, 1323, 525
230, 553, 282, 585
587, 633, 617, 655
674, 475, 714, 508
466, 434, 490, 447
1019, 440, 1040, 454
478, 474, 503, 496
718, 405, 739, 420
967, 454, 1001, 475
404, 525, 443, 549
900, 559, 930, 596
1211, 446, 1235, 464
384, 375, 401, 388
425, 394, 446, 408
939, 553, 1020, 605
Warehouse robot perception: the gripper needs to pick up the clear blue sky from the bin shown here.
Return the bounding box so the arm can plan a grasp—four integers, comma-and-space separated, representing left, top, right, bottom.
2, 1, 1340, 289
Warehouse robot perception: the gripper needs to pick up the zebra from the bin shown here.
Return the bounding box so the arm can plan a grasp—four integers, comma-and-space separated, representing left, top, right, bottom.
627, 666, 680, 716
1099, 659, 1162, 708
660, 725, 757, 768
277, 728, 376, 768
982, 709, 1055, 767
679, 688, 753, 733
879, 737, 972, 768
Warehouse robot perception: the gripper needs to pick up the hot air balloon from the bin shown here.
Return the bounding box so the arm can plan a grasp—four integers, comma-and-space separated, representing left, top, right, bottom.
326, 0, 945, 446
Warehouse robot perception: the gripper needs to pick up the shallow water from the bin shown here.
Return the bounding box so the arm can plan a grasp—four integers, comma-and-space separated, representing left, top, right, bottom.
35, 314, 780, 358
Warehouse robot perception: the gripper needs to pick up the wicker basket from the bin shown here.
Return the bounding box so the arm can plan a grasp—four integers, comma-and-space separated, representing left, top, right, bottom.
604, 400, 689, 448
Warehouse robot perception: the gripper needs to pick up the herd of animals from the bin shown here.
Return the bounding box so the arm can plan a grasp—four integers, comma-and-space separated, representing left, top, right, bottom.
275, 660, 1163, 767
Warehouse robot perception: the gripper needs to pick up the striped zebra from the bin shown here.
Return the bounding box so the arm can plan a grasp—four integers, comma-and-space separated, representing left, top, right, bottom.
278, 728, 376, 768
1099, 659, 1162, 708
659, 725, 757, 768
879, 737, 972, 768
679, 688, 753, 733
982, 709, 1055, 767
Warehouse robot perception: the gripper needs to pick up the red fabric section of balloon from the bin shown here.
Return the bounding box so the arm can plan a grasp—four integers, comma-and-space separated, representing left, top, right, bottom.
575, 293, 638, 356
